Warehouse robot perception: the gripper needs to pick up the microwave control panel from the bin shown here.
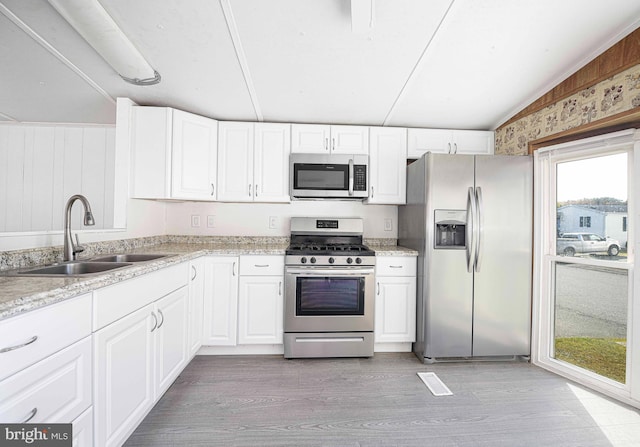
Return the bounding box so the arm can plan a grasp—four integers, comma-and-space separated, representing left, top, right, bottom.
354, 165, 367, 191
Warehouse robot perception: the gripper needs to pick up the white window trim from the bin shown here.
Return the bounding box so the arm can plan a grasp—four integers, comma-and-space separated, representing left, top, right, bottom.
532, 129, 640, 409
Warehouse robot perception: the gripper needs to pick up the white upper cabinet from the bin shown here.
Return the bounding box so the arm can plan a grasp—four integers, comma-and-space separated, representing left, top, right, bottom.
218, 122, 290, 202
130, 107, 217, 200
407, 128, 494, 158
253, 123, 291, 202
291, 124, 368, 154
367, 127, 407, 205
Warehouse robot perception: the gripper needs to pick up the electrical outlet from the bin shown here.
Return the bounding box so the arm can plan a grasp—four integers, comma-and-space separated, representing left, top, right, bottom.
191, 215, 201, 228
384, 218, 393, 231
269, 216, 278, 229
207, 215, 216, 228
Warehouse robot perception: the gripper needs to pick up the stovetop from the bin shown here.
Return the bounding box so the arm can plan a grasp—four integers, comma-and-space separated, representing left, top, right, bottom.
286, 242, 375, 256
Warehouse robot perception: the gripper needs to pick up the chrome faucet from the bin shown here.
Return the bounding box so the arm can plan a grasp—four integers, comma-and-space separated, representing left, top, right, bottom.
63, 194, 95, 261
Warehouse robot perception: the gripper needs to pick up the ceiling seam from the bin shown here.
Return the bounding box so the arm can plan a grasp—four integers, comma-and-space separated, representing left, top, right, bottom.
381, 0, 456, 127
0, 2, 115, 106
219, 0, 263, 122
0, 112, 18, 122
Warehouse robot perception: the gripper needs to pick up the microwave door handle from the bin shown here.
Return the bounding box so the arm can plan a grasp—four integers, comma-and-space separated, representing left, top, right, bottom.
348, 158, 354, 196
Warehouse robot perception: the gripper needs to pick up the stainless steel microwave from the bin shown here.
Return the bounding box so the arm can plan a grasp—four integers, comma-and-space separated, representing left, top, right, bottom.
290, 154, 368, 199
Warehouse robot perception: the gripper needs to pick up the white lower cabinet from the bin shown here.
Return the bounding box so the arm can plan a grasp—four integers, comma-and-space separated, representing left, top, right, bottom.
202, 255, 284, 348
188, 258, 206, 357
375, 256, 417, 345
72, 406, 94, 447
93, 303, 155, 447
203, 256, 239, 345
238, 276, 283, 344
0, 336, 92, 424
93, 263, 190, 447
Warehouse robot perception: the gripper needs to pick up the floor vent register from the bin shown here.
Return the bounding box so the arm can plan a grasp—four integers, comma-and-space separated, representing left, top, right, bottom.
417, 372, 453, 396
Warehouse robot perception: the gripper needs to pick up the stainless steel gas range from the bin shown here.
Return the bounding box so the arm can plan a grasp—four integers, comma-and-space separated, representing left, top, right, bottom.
284, 217, 376, 358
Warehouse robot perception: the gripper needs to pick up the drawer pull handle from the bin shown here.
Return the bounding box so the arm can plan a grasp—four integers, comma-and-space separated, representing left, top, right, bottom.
389, 265, 403, 268
377, 282, 380, 295
1, 335, 38, 354
255, 264, 269, 267
157, 309, 165, 329
151, 312, 158, 332
233, 262, 237, 276
21, 407, 37, 423
191, 265, 197, 281
279, 281, 282, 296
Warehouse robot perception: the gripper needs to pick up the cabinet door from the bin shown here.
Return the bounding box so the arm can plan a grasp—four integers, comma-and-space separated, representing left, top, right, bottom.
238, 276, 283, 344
375, 276, 416, 343
330, 125, 369, 155
203, 257, 239, 346
217, 122, 254, 201
72, 407, 93, 447
130, 107, 172, 199
188, 259, 205, 358
368, 127, 407, 205
0, 337, 91, 425
407, 128, 453, 158
452, 130, 495, 155
155, 286, 189, 397
291, 124, 330, 153
254, 123, 291, 202
94, 304, 155, 447
171, 110, 218, 200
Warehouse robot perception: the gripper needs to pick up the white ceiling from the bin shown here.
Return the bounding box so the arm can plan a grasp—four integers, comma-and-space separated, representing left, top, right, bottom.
1, 0, 639, 130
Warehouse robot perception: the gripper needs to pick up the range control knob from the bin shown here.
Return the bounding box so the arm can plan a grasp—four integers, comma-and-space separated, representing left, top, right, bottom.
328, 257, 335, 264
347, 257, 353, 264
301, 257, 307, 264
355, 257, 362, 264
310, 257, 317, 264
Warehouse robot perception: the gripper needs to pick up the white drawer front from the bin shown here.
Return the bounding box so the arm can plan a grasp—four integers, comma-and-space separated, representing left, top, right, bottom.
93, 262, 189, 330
0, 294, 92, 381
375, 256, 417, 277
0, 336, 92, 424
240, 255, 284, 276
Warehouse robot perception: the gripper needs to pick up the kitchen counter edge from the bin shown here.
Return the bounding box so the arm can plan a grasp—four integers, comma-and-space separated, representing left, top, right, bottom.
0, 243, 417, 321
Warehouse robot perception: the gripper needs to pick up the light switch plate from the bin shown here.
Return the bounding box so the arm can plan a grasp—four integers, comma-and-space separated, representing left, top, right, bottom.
384, 218, 393, 231
191, 215, 201, 228
207, 215, 215, 228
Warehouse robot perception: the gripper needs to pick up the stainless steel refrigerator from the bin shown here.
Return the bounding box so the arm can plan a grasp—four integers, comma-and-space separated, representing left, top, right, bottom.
398, 153, 532, 362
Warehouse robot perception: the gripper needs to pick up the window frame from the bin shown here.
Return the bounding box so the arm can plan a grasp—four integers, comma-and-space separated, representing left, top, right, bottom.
532, 129, 639, 408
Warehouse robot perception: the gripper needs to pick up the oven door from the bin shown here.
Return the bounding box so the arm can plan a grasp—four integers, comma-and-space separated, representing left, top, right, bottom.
284, 266, 375, 333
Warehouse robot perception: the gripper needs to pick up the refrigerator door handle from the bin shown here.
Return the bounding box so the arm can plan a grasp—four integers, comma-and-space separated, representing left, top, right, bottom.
466, 187, 476, 273
474, 186, 484, 272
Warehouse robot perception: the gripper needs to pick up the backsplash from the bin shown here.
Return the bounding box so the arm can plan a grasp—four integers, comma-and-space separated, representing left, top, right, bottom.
495, 63, 640, 155
0, 235, 399, 270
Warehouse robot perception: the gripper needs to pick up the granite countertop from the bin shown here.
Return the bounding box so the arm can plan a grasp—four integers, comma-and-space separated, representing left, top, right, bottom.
0, 239, 416, 322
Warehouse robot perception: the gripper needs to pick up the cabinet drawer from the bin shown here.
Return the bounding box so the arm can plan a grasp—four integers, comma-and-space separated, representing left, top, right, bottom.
240, 255, 284, 276
0, 294, 92, 381
93, 262, 189, 330
376, 256, 417, 276
0, 336, 92, 424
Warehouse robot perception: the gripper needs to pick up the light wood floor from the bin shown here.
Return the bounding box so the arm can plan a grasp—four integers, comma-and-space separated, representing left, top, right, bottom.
124, 353, 640, 447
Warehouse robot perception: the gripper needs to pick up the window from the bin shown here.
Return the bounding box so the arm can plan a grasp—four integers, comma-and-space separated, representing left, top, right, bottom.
579, 216, 591, 227
534, 129, 638, 405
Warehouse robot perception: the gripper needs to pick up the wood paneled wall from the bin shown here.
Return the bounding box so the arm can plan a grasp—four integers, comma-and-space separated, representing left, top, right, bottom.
502, 28, 640, 128
0, 125, 115, 232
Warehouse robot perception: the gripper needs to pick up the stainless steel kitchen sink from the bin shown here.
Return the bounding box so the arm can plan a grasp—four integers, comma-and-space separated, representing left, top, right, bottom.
90, 254, 170, 263
17, 261, 132, 276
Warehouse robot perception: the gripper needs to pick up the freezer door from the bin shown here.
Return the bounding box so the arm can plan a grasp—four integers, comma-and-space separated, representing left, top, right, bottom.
424, 154, 475, 358
472, 155, 532, 356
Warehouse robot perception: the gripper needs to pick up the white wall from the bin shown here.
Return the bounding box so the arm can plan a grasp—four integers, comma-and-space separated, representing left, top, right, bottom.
165, 201, 398, 238
0, 199, 166, 251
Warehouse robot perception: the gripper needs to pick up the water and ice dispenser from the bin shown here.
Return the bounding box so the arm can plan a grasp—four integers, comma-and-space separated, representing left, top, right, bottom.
434, 210, 466, 249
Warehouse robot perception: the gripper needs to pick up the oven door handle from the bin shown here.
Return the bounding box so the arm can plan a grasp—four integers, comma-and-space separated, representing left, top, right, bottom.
285, 267, 374, 276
